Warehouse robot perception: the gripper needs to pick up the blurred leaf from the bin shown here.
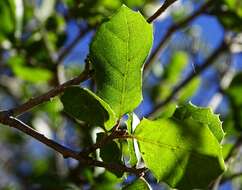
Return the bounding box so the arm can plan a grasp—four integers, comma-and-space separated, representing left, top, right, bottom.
123, 0, 146, 7
210, 0, 242, 31
61, 86, 117, 130
173, 102, 225, 142
32, 159, 49, 176
12, 65, 52, 83
8, 55, 52, 83
225, 0, 242, 17
164, 51, 189, 84
92, 171, 122, 190
150, 84, 170, 103
102, 0, 122, 9
0, 0, 15, 41
222, 143, 234, 159
122, 178, 151, 190
0, 126, 24, 144
226, 86, 242, 105
90, 5, 153, 117
36, 97, 63, 128
134, 118, 225, 190
178, 77, 200, 103
156, 102, 177, 119
226, 73, 242, 106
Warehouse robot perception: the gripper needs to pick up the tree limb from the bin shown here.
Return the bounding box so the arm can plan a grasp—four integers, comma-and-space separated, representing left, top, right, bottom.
6, 69, 93, 117
147, 0, 178, 23
0, 114, 145, 176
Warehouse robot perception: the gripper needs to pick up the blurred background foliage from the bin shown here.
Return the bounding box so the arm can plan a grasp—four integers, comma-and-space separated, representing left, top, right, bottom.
0, 0, 242, 189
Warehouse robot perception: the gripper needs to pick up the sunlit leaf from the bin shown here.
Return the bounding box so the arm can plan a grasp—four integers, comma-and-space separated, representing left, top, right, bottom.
173, 102, 225, 143
134, 118, 225, 190
90, 5, 153, 117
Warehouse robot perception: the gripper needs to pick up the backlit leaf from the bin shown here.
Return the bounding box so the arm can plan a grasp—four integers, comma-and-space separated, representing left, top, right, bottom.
134, 118, 225, 190
174, 102, 225, 143
90, 5, 153, 117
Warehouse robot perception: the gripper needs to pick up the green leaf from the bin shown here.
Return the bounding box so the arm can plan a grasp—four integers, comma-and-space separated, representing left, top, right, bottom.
211, 0, 242, 31
122, 178, 151, 190
134, 118, 225, 190
8, 55, 53, 83
155, 102, 177, 119
90, 5, 153, 117
92, 171, 122, 190
12, 65, 53, 83
225, 0, 242, 17
226, 72, 242, 105
97, 132, 122, 163
123, 0, 145, 7
97, 132, 123, 177
164, 51, 189, 84
173, 102, 225, 143
61, 87, 117, 130
0, 0, 15, 41
178, 77, 201, 103
222, 143, 234, 159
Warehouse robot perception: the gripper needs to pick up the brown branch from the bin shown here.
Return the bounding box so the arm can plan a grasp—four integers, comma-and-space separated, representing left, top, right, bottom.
0, 114, 145, 176
7, 69, 93, 117
147, 0, 178, 23
144, 0, 214, 71
146, 40, 228, 118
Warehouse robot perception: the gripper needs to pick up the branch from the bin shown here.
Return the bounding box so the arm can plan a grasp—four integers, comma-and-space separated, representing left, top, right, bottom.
146, 40, 228, 118
7, 69, 93, 117
0, 114, 145, 176
144, 0, 214, 71
147, 0, 178, 23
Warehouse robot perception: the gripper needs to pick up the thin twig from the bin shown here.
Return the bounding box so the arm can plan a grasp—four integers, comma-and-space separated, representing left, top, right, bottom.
146, 40, 228, 118
147, 0, 178, 23
7, 69, 93, 117
144, 0, 214, 71
0, 114, 145, 176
